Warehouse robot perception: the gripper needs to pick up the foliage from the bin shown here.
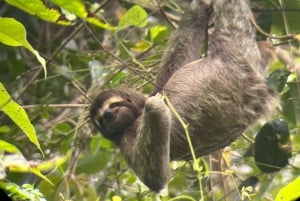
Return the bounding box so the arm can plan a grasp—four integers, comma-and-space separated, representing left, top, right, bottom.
0, 17, 46, 77
0, 0, 300, 200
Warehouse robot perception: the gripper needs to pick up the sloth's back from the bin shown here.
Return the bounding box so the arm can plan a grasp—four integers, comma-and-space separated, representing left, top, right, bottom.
164, 56, 275, 160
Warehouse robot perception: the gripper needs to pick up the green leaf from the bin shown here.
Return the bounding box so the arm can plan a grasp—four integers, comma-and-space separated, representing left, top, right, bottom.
76, 150, 112, 174
0, 17, 47, 78
50, 0, 115, 30
131, 41, 151, 52
3, 154, 53, 185
0, 181, 42, 201
281, 81, 300, 124
0, 140, 21, 154
119, 5, 148, 28
53, 122, 72, 134
275, 177, 300, 201
37, 154, 69, 172
0, 82, 43, 155
0, 125, 10, 133
5, 0, 71, 25
29, 168, 54, 185
150, 25, 169, 43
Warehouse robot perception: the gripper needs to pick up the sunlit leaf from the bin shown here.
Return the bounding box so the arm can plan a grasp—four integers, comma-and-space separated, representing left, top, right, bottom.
37, 154, 69, 171
150, 25, 169, 43
112, 195, 122, 201
131, 41, 151, 52
0, 125, 10, 133
3, 154, 53, 185
275, 177, 300, 201
0, 140, 21, 154
29, 168, 54, 185
0, 82, 43, 155
0, 17, 47, 78
50, 0, 115, 30
5, 0, 71, 25
0, 181, 41, 200
119, 5, 148, 28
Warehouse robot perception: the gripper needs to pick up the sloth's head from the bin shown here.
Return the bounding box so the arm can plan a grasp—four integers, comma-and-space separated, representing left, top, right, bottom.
90, 89, 146, 143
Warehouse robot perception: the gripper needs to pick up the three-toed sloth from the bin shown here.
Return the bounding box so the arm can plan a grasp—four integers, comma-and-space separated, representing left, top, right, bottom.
90, 0, 276, 191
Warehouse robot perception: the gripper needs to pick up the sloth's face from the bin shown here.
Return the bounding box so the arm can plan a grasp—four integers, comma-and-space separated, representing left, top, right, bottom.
90, 90, 143, 141
96, 96, 136, 134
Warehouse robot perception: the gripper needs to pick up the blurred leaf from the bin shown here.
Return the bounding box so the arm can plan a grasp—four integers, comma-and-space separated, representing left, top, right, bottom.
281, 81, 300, 124
37, 154, 69, 171
112, 195, 122, 201
0, 160, 6, 180
3, 154, 30, 171
50, 0, 115, 30
5, 0, 71, 25
0, 17, 47, 78
267, 68, 289, 92
0, 82, 43, 155
272, 0, 300, 34
29, 168, 53, 186
254, 120, 292, 173
90, 136, 102, 153
53, 122, 72, 134
131, 41, 151, 52
275, 177, 300, 201
150, 25, 169, 44
3, 154, 53, 185
0, 181, 46, 201
118, 5, 148, 28
76, 150, 112, 174
0, 140, 21, 154
295, 34, 300, 41
0, 125, 10, 133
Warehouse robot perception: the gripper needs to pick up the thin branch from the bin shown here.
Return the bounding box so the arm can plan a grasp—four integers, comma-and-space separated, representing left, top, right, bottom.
251, 17, 296, 40
22, 104, 89, 109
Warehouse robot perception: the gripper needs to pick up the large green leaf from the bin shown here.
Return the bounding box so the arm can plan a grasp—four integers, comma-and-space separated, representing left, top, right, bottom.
5, 0, 71, 25
275, 177, 300, 201
3, 154, 53, 185
118, 5, 148, 28
0, 140, 21, 154
0, 82, 43, 155
50, 0, 115, 30
0, 17, 47, 78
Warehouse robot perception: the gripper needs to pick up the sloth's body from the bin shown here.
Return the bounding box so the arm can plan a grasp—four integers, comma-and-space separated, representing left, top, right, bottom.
90, 0, 276, 191
156, 0, 275, 160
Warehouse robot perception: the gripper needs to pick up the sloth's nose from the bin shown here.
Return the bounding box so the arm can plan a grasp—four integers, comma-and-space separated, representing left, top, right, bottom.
103, 110, 113, 119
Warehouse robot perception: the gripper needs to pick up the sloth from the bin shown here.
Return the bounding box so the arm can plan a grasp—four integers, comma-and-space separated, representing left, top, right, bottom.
90, 0, 276, 192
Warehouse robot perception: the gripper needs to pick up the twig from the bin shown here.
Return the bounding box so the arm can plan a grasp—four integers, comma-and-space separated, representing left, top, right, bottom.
164, 94, 204, 200
22, 104, 89, 109
251, 17, 295, 40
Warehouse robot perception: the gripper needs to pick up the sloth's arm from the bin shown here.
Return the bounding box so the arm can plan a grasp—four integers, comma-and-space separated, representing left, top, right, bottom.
153, 0, 211, 93
123, 95, 172, 191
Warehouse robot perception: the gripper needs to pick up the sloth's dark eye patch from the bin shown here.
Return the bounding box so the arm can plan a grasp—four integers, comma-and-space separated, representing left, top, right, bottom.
110, 102, 128, 108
